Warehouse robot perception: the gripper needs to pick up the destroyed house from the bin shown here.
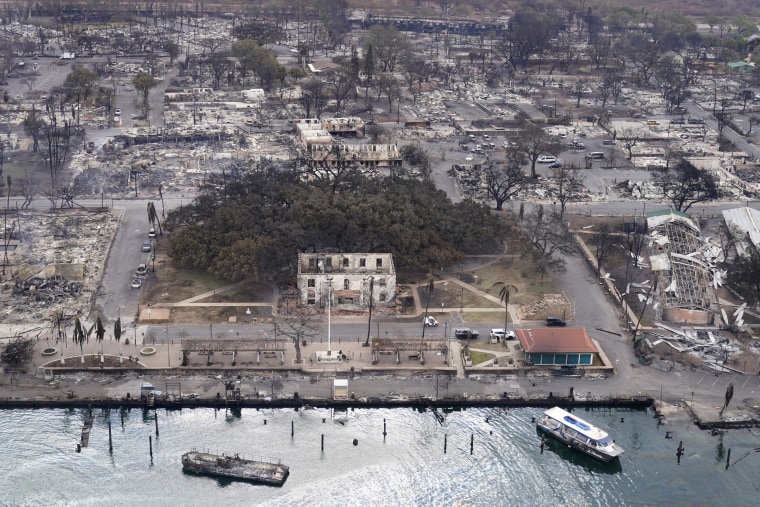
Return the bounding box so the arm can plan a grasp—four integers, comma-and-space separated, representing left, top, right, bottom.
647, 210, 717, 325
296, 253, 396, 310
308, 143, 402, 169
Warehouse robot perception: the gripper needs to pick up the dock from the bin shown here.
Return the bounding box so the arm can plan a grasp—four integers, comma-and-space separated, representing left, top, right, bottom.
80, 416, 94, 447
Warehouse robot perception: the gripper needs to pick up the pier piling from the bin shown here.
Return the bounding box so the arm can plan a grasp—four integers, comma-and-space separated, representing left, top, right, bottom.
470, 434, 474, 455
383, 418, 387, 442
321, 434, 324, 451
291, 420, 294, 437
108, 420, 113, 454
149, 436, 153, 459
444, 434, 448, 454
155, 413, 159, 437
726, 449, 731, 469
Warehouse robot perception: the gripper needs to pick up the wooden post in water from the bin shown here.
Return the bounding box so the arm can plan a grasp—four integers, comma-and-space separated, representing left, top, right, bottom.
291, 420, 294, 437
108, 420, 113, 453
155, 412, 159, 437
120, 407, 124, 429
470, 434, 474, 455
444, 434, 448, 454
383, 418, 387, 442
321, 434, 324, 451
149, 436, 153, 459
726, 448, 731, 469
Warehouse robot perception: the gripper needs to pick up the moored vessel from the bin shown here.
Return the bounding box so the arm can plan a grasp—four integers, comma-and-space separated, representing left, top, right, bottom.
181, 450, 289, 486
537, 407, 624, 462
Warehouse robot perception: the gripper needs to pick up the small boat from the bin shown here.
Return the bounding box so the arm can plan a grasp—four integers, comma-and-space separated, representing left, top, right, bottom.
181, 450, 289, 486
537, 407, 624, 463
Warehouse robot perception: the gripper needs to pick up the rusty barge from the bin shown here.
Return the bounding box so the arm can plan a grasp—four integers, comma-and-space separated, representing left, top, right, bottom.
181, 450, 289, 486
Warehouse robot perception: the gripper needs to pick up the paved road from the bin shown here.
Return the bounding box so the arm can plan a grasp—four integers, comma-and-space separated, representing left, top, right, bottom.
685, 100, 760, 161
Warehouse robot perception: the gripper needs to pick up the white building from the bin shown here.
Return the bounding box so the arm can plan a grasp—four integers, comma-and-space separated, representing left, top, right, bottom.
296, 253, 396, 310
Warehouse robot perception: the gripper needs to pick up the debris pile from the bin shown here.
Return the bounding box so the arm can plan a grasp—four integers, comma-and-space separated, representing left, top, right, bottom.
0, 209, 117, 324
517, 293, 574, 321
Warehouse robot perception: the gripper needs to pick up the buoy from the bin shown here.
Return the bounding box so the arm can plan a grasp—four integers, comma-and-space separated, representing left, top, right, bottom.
353, 439, 358, 446
76, 444, 81, 453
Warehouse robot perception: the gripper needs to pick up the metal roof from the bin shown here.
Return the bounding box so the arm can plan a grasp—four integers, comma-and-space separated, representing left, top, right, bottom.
515, 328, 598, 354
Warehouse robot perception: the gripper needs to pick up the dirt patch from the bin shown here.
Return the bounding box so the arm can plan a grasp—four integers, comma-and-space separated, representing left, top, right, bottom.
517, 294, 574, 321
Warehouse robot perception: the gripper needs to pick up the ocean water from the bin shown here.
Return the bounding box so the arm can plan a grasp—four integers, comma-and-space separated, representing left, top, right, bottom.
0, 406, 758, 506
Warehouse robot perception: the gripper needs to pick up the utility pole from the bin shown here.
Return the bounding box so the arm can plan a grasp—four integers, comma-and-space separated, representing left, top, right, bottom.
364, 277, 374, 347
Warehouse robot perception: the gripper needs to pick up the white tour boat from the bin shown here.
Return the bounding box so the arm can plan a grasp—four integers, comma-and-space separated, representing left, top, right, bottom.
537, 406, 624, 462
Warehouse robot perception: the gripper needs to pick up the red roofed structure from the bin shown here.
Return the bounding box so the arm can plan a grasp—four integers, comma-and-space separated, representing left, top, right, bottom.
515, 328, 599, 366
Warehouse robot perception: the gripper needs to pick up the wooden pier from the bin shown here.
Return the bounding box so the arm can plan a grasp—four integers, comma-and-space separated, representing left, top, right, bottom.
80, 416, 94, 447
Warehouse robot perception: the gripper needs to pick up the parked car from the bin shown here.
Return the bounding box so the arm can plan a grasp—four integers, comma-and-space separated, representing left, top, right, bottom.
602, 139, 615, 145
424, 316, 439, 327
148, 228, 156, 239
490, 328, 516, 341
142, 240, 151, 252
114, 108, 121, 115
545, 316, 567, 327
454, 328, 479, 339
548, 161, 562, 169
135, 264, 147, 276
537, 155, 557, 164
130, 278, 143, 290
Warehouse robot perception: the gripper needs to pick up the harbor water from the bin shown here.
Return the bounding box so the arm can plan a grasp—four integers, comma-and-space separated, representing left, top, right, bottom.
0, 406, 758, 506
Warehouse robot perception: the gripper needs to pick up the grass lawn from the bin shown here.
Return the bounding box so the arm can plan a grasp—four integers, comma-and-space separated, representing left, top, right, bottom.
468, 350, 496, 366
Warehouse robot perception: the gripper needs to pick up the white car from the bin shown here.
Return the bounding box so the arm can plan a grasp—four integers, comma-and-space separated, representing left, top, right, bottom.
424, 316, 439, 327
490, 328, 517, 341
538, 155, 557, 164
114, 108, 121, 115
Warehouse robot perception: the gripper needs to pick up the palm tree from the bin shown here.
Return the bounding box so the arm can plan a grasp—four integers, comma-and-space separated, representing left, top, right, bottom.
498, 283, 518, 339
147, 201, 162, 235
53, 310, 66, 364
95, 313, 106, 362
114, 315, 123, 364
72, 316, 87, 364
421, 279, 434, 339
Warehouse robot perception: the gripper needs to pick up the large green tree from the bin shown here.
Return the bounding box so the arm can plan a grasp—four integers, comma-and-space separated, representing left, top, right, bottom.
166, 168, 507, 281
63, 66, 99, 101
132, 72, 157, 112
